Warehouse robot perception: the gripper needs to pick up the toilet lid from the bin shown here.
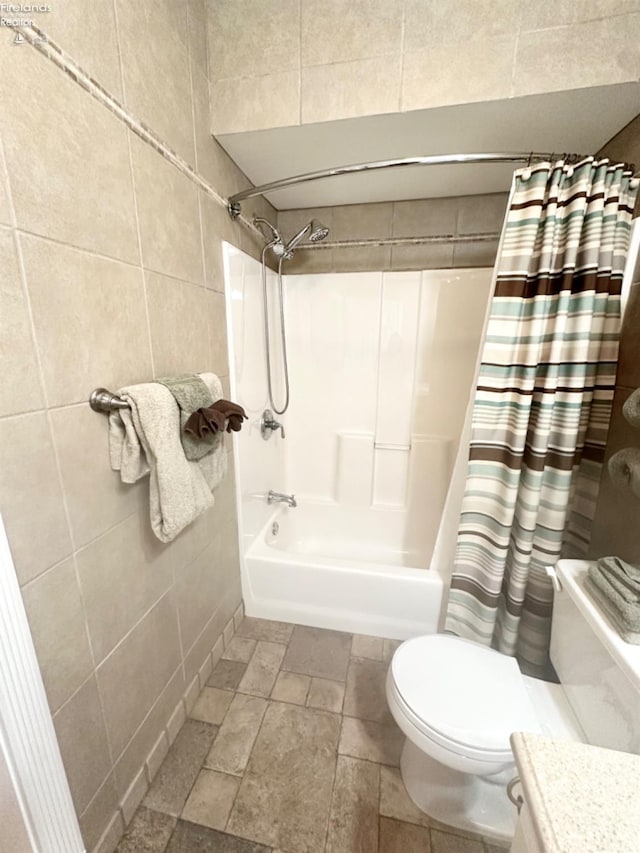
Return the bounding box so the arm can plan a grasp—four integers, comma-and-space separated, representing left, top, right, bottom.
390, 635, 540, 754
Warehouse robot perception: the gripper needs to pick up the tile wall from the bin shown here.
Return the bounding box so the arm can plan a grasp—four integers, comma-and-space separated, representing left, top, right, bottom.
207, 0, 640, 134
0, 3, 276, 851
276, 193, 509, 274
589, 119, 640, 559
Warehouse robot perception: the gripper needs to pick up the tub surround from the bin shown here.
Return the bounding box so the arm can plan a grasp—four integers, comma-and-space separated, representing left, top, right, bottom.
511, 732, 640, 853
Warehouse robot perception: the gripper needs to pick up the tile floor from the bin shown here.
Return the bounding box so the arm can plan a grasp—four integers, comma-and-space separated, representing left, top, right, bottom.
117, 618, 509, 853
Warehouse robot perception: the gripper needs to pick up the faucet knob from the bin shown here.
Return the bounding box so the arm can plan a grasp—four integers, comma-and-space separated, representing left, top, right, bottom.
261, 409, 285, 440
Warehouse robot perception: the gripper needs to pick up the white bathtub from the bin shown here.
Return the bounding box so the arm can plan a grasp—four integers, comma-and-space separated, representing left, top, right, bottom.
242, 502, 447, 639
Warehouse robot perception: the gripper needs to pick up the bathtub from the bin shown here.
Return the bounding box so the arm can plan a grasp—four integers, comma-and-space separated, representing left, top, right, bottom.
242, 501, 447, 639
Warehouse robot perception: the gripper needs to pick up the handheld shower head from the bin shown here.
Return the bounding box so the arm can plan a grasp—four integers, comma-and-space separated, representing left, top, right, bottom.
284, 219, 330, 254
253, 216, 283, 245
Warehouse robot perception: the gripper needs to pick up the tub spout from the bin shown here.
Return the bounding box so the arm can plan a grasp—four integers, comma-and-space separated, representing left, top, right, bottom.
268, 490, 297, 508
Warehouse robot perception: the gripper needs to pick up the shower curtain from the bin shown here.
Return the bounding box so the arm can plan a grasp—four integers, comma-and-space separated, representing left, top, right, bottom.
445, 158, 639, 669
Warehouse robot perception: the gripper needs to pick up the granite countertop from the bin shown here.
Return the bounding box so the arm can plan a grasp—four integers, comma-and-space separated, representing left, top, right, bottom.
511, 732, 640, 853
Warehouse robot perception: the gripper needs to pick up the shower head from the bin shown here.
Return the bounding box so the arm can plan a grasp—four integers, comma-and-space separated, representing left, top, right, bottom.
284, 219, 330, 254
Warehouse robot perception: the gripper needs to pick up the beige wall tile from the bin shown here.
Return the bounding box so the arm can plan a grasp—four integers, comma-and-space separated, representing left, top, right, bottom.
76, 510, 175, 664
78, 773, 121, 853
53, 676, 112, 815
332, 202, 393, 242
201, 191, 239, 291
188, 0, 209, 79
390, 242, 454, 271
285, 247, 334, 275
21, 234, 151, 408
207, 0, 299, 80
183, 592, 239, 685
96, 591, 182, 757
512, 15, 640, 97
452, 239, 500, 268
211, 71, 300, 135
175, 540, 229, 653
0, 227, 43, 417
131, 136, 204, 285
301, 0, 402, 66
0, 152, 10, 224
302, 56, 401, 124
393, 198, 458, 237
22, 557, 93, 714
51, 403, 146, 548
456, 193, 509, 235
520, 0, 640, 31
404, 0, 519, 51
41, 0, 123, 97
0, 413, 72, 585
0, 44, 138, 263
402, 36, 514, 112
117, 0, 195, 164
145, 273, 212, 376
113, 665, 185, 797
334, 245, 392, 273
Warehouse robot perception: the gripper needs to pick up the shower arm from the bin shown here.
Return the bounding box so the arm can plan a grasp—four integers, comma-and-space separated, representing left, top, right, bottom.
227, 151, 595, 217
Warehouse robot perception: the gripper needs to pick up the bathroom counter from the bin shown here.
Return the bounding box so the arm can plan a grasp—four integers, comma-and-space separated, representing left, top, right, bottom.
511, 732, 640, 852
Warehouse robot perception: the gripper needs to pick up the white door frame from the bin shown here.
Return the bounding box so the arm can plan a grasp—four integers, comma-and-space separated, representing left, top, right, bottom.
0, 512, 85, 852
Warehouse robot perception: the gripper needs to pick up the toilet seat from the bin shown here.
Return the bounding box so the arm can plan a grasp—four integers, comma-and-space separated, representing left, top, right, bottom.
389, 635, 541, 762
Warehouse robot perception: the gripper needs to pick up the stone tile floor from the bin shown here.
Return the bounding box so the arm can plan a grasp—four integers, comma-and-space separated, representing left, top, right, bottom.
117, 618, 509, 853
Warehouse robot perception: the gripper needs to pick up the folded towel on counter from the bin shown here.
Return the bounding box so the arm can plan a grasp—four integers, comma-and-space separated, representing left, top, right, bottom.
108, 381, 227, 543
587, 564, 640, 632
184, 399, 248, 437
157, 373, 222, 462
597, 555, 640, 592
585, 578, 640, 645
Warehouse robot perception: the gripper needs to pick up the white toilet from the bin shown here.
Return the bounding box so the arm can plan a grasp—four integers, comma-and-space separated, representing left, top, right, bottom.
386, 559, 640, 843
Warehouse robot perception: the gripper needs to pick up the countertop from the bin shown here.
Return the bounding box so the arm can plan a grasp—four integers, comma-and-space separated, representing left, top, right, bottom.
511, 732, 640, 853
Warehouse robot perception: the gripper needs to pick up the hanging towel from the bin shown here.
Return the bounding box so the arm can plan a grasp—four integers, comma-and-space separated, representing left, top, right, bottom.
586, 578, 640, 645
184, 399, 248, 437
156, 373, 222, 462
108, 381, 227, 543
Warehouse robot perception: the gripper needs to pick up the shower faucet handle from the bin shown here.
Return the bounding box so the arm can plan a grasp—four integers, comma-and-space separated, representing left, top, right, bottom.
261, 409, 285, 440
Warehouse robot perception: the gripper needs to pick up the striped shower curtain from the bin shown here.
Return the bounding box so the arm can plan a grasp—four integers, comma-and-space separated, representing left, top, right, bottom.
445, 158, 639, 669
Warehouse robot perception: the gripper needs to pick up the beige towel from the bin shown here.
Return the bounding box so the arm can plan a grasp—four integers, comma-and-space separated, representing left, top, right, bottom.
109, 376, 227, 543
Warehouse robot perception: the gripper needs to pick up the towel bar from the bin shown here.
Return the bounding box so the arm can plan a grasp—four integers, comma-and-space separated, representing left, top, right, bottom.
89, 388, 130, 413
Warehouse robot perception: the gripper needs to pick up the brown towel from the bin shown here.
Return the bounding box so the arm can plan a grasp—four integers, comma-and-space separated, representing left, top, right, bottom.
184, 399, 248, 438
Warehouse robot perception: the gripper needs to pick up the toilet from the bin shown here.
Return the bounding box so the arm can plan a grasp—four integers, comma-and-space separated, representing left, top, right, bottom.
386, 559, 640, 844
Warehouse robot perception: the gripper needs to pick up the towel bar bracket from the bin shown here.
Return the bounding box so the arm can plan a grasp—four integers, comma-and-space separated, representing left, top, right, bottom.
89, 388, 129, 413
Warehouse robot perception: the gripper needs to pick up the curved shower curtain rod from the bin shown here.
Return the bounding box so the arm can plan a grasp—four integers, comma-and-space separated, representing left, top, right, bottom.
226, 150, 595, 218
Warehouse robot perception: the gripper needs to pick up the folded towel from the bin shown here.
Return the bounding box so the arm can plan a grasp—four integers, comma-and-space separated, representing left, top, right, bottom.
585, 578, 640, 645
597, 556, 640, 598
587, 565, 640, 632
156, 373, 221, 462
184, 399, 248, 437
109, 382, 227, 543
623, 388, 640, 429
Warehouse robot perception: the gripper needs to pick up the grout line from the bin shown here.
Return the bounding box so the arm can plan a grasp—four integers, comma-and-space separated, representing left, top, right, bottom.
126, 130, 156, 379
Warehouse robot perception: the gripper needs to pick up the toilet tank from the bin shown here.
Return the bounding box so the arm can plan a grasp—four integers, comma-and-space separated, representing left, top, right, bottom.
550, 560, 640, 753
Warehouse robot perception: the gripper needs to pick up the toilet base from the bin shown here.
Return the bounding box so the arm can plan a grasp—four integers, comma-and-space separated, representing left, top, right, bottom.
400, 739, 517, 844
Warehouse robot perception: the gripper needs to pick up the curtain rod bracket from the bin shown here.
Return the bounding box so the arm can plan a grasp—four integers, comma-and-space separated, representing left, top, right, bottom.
228, 200, 242, 220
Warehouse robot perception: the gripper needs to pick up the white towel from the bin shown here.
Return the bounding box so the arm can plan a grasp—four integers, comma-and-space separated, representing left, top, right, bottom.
109, 373, 227, 543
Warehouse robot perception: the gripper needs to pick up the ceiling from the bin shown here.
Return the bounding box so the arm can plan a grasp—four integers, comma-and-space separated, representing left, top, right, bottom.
217, 83, 640, 210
